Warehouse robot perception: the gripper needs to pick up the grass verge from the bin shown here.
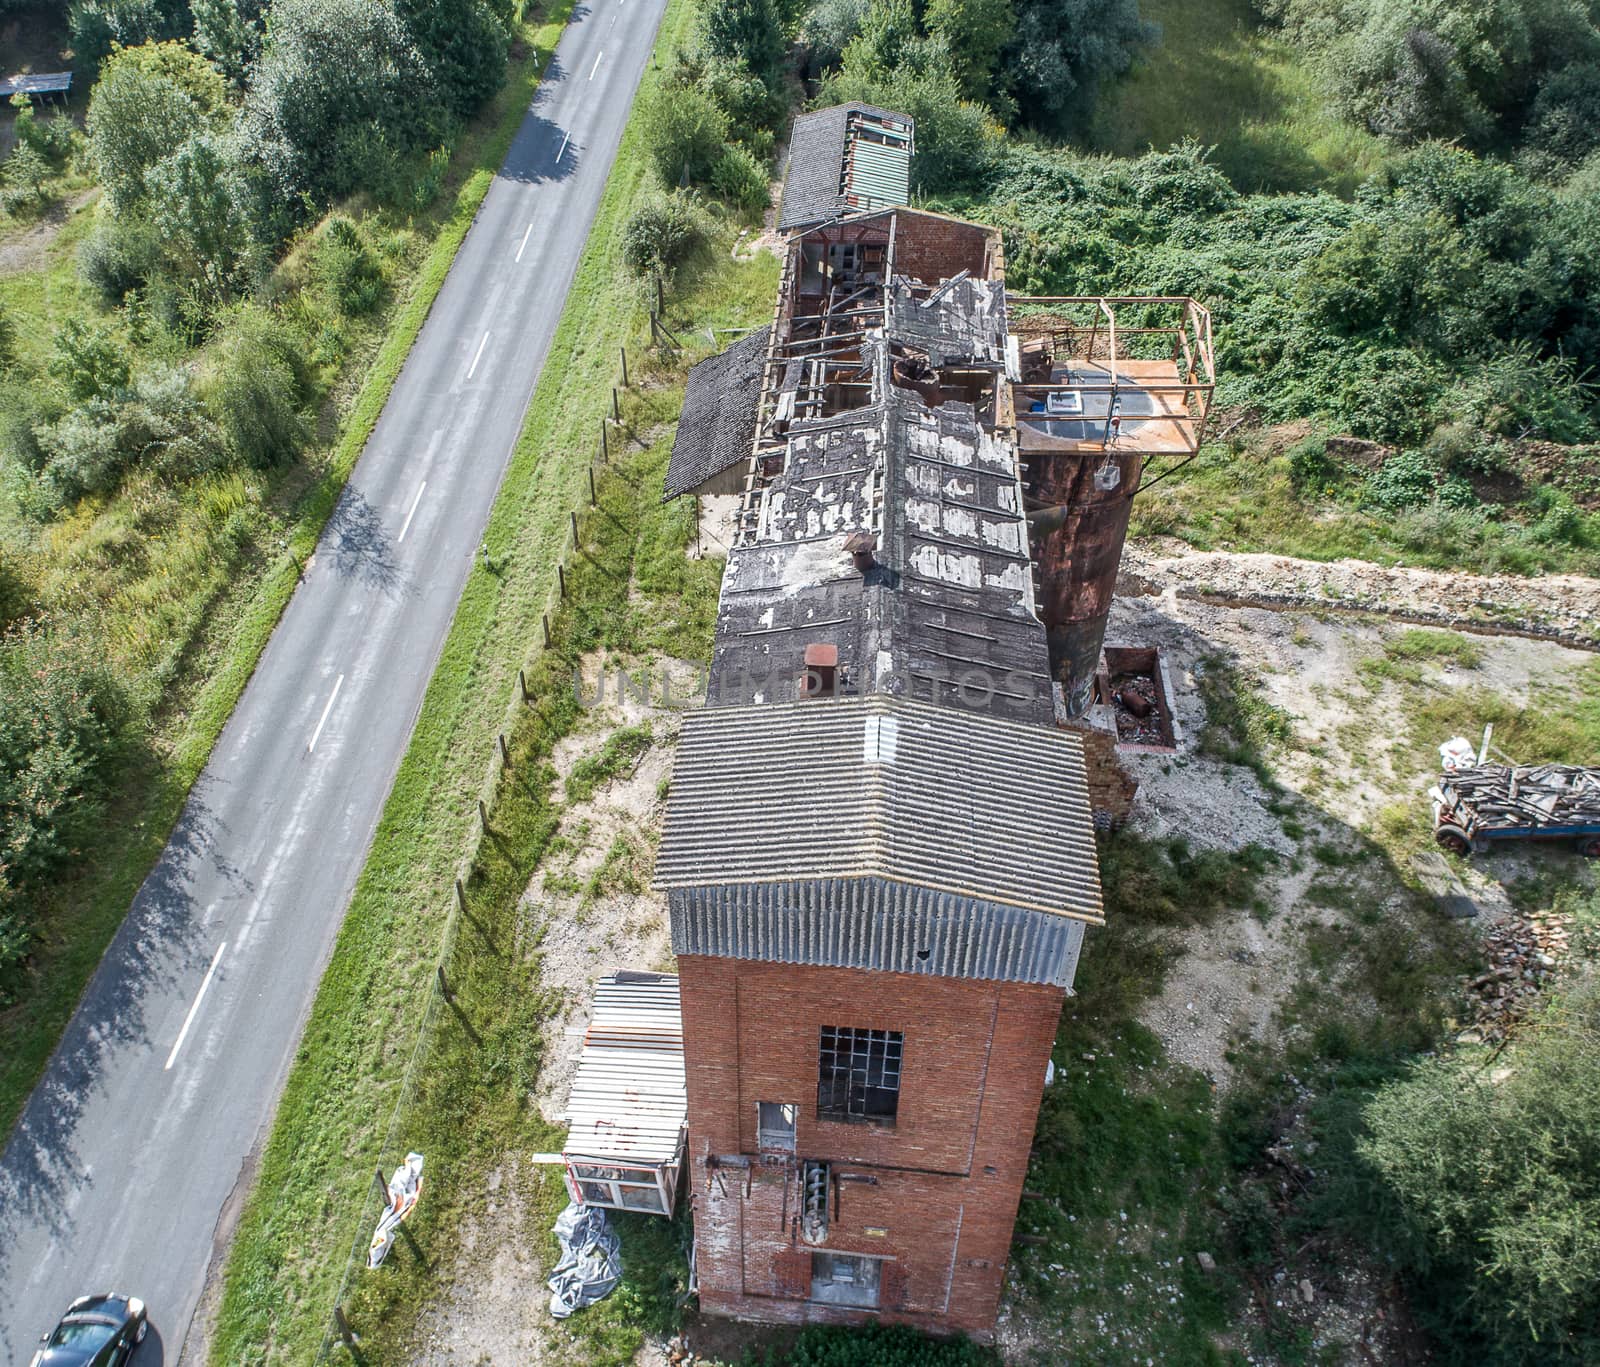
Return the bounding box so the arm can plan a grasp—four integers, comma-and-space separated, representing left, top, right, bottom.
0, 9, 573, 1137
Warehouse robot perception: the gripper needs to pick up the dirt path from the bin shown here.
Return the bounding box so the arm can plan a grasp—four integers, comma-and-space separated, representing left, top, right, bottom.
1121, 538, 1600, 648
0, 186, 95, 276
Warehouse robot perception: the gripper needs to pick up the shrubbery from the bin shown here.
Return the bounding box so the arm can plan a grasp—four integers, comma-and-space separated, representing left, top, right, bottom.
1330, 975, 1600, 1363
621, 191, 711, 285
0, 618, 130, 993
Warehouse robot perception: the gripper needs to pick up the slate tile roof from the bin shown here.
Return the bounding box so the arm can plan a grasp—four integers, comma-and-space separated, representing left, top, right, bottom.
663, 326, 771, 499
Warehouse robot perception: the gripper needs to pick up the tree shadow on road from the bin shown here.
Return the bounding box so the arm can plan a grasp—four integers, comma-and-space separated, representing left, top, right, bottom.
0, 778, 241, 1311
328, 488, 407, 599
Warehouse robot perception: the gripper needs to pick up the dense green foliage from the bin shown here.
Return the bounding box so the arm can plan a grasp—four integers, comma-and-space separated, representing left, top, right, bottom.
1316, 973, 1600, 1363
622, 190, 712, 283
1270, 0, 1600, 171
0, 620, 129, 994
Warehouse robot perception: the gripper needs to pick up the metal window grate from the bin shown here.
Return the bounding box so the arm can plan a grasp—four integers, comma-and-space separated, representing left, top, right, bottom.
817, 1026, 902, 1124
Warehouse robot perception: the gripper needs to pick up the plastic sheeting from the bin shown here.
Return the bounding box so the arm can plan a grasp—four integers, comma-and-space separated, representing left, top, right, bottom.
547, 1201, 622, 1318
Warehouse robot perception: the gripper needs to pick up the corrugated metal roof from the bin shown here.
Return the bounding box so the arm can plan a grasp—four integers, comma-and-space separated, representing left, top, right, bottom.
655, 696, 1104, 923
0, 72, 72, 97
562, 973, 687, 1166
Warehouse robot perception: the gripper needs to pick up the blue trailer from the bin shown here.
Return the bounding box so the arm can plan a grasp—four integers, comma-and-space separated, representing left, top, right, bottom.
1431, 763, 1600, 858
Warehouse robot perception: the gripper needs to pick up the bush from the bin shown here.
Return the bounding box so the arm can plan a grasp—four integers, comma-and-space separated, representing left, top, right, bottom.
10, 94, 77, 167
621, 191, 710, 284
206, 307, 310, 469
313, 216, 386, 317
1362, 449, 1439, 510
786, 1322, 998, 1366
29, 365, 227, 510
1348, 977, 1600, 1363
641, 83, 729, 186
87, 40, 228, 212
49, 319, 132, 402
0, 617, 130, 989
1526, 62, 1600, 173
709, 143, 770, 212
78, 213, 163, 302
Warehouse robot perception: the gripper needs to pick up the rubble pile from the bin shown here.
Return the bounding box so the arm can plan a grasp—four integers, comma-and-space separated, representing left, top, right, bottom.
1461, 906, 1573, 1041
1111, 672, 1166, 746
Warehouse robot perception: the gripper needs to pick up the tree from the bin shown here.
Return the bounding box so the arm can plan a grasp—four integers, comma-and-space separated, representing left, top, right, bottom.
86, 41, 228, 212
799, 0, 872, 73
641, 82, 730, 186
924, 0, 1015, 100
240, 0, 442, 207
191, 0, 266, 87
144, 131, 257, 303
394, 0, 510, 118
68, 0, 193, 80
700, 0, 787, 90
0, 618, 129, 990
621, 190, 710, 284
1003, 0, 1154, 134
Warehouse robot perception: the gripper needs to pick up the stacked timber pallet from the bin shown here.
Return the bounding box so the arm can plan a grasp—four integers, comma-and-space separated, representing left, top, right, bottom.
1440, 764, 1600, 830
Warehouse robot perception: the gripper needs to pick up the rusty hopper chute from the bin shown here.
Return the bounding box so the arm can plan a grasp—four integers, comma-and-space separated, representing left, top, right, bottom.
1008, 297, 1215, 716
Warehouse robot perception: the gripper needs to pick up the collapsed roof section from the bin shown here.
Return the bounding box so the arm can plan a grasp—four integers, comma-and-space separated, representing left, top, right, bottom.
663, 325, 770, 500
779, 103, 914, 233
703, 209, 1049, 724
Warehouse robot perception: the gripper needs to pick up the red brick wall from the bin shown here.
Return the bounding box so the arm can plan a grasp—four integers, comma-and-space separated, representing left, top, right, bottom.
892, 212, 994, 285
679, 956, 1064, 1339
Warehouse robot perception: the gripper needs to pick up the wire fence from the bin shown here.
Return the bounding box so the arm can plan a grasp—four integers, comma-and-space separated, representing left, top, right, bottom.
314, 342, 643, 1360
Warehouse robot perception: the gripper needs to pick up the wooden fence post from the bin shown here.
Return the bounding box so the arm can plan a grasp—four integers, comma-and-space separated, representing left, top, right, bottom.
557, 564, 566, 599
620, 346, 629, 387
498, 733, 511, 768
542, 614, 551, 648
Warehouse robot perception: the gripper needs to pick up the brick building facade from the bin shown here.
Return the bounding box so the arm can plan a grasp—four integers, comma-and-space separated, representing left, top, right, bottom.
655, 186, 1115, 1337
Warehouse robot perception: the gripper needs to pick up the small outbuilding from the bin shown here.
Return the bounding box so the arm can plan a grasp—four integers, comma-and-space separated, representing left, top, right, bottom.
557, 971, 687, 1217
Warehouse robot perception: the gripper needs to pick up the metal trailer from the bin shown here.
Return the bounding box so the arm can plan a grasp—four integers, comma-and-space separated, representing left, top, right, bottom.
1431, 763, 1600, 858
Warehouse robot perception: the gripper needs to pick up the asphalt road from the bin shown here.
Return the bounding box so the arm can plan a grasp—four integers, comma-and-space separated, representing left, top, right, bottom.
0, 0, 667, 1358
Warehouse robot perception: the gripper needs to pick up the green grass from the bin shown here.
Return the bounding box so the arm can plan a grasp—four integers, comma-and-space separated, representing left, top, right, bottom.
207, 0, 783, 1352
1129, 446, 1600, 583
1087, 0, 1386, 194
1006, 835, 1275, 1366
0, 16, 576, 1136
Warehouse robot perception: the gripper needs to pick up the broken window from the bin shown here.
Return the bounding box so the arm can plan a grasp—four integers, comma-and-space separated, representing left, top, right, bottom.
818, 1026, 902, 1125
757, 1102, 797, 1153
810, 1251, 882, 1308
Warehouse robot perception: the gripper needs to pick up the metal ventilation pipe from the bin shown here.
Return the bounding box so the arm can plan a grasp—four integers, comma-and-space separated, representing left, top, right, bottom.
1026, 446, 1145, 718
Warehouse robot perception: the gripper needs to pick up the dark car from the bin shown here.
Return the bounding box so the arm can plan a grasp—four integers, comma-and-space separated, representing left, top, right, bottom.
29, 1295, 147, 1367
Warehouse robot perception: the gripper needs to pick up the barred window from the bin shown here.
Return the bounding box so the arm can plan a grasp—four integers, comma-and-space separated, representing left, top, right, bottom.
817, 1026, 902, 1124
